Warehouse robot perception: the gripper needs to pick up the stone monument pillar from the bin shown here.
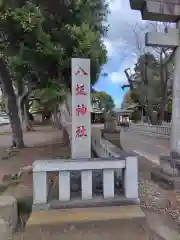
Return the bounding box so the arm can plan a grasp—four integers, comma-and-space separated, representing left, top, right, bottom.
71, 58, 91, 159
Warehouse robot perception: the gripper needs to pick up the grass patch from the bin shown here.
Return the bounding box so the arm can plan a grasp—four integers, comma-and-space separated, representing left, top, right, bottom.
0, 132, 9, 136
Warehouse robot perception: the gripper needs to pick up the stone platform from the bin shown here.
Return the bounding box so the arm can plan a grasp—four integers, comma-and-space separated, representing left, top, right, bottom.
28, 205, 145, 226
151, 154, 180, 189
151, 167, 180, 190
19, 206, 147, 240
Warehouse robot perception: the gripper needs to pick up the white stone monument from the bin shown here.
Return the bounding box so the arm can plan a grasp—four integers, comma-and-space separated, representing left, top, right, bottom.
71, 58, 91, 159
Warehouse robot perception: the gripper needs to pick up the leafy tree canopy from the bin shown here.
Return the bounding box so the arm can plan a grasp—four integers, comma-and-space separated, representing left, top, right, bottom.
0, 0, 108, 90
91, 90, 115, 112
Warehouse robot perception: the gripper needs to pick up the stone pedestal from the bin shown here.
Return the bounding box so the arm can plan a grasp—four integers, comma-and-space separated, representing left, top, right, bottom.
0, 219, 9, 240
0, 196, 18, 233
151, 154, 180, 189
160, 155, 179, 176
104, 114, 117, 133
104, 120, 116, 132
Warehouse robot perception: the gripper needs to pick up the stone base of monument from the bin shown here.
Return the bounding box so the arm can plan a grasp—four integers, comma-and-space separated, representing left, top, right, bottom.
151, 168, 180, 190
151, 154, 180, 190
29, 170, 143, 237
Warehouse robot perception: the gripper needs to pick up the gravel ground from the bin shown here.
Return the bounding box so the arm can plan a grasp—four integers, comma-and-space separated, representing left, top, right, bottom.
139, 173, 180, 231
104, 133, 180, 234
135, 154, 180, 234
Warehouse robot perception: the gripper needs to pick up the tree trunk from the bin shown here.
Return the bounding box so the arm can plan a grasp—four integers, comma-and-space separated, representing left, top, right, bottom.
23, 102, 32, 131
22, 97, 35, 131
158, 99, 166, 124
0, 58, 24, 148
157, 48, 171, 125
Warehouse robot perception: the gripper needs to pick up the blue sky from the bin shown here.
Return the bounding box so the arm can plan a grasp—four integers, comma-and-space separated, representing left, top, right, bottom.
94, 0, 144, 107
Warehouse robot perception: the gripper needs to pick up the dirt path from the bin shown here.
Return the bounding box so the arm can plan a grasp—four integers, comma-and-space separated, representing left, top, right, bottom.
0, 125, 70, 182
13, 219, 158, 240
0, 125, 71, 234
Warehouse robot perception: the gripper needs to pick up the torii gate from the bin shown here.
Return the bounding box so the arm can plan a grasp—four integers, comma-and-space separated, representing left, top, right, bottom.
130, 0, 180, 187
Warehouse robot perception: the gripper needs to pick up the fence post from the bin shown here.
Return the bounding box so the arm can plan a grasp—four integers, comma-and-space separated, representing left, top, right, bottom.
103, 169, 115, 198
124, 156, 138, 199
81, 170, 93, 200
59, 171, 70, 201
33, 171, 47, 204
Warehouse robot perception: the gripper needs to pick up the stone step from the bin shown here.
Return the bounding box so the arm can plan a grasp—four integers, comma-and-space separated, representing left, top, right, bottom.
32, 196, 140, 211
23, 206, 147, 240
27, 205, 144, 228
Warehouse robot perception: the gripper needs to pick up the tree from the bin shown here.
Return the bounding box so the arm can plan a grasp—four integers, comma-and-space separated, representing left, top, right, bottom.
30, 82, 66, 120
91, 91, 115, 113
0, 1, 52, 145
123, 49, 173, 124
0, 58, 24, 147
121, 90, 134, 109
0, 0, 109, 146
121, 22, 174, 124
30, 0, 108, 87
0, 0, 108, 93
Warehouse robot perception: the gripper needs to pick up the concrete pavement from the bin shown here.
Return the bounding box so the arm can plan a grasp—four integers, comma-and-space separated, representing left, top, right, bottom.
92, 124, 169, 165
120, 129, 170, 165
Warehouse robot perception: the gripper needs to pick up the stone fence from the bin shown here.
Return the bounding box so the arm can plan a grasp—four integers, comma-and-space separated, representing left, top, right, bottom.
32, 157, 138, 208
32, 128, 139, 209
129, 123, 171, 139
33, 156, 138, 204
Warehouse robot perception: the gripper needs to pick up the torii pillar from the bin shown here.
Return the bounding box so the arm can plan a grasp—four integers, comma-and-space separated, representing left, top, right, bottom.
146, 23, 180, 181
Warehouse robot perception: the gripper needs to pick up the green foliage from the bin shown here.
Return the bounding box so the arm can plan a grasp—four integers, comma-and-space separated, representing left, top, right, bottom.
0, 0, 108, 87
65, 23, 107, 85
130, 109, 141, 123
0, 2, 64, 87
91, 91, 115, 112
123, 52, 163, 110
121, 90, 134, 108
30, 82, 66, 111
167, 96, 172, 113
132, 53, 161, 106
0, 0, 109, 115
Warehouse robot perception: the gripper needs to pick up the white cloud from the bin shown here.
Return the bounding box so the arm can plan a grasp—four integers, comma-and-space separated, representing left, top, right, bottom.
103, 39, 114, 58
108, 56, 137, 85
109, 71, 127, 84
104, 0, 155, 85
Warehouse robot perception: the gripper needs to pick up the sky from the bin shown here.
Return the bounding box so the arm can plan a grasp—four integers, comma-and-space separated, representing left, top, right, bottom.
94, 0, 145, 108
